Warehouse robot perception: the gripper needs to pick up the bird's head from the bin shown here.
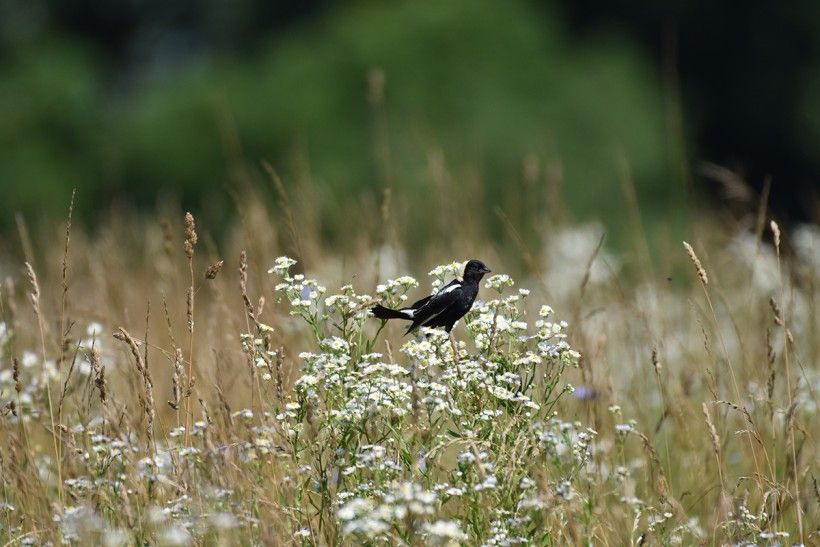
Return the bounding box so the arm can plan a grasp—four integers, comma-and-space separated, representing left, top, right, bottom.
463, 259, 491, 281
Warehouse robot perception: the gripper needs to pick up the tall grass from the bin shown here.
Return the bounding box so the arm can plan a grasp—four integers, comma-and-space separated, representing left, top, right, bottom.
0, 180, 817, 545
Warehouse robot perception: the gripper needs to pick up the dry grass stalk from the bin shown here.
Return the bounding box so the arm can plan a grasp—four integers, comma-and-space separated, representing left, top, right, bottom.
57, 346, 80, 415
262, 161, 304, 263
183, 212, 197, 446
1, 194, 816, 543
769, 297, 794, 345
114, 327, 155, 451
92, 351, 107, 405
12, 357, 21, 394
769, 297, 783, 325
57, 191, 75, 375
162, 297, 178, 348
686, 240, 769, 491
702, 402, 724, 494
169, 347, 184, 412
24, 260, 63, 504
273, 346, 285, 406
769, 219, 804, 542
239, 251, 259, 328
716, 400, 764, 447
683, 241, 708, 285
765, 328, 776, 407
24, 262, 41, 318
186, 287, 194, 334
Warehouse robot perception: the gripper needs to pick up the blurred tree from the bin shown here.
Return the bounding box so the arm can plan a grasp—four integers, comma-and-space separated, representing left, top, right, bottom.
111, 0, 674, 244
0, 41, 102, 220
555, 0, 820, 221
0, 0, 754, 244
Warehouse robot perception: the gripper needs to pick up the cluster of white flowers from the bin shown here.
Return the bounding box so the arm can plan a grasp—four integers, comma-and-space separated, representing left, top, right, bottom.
323, 284, 375, 316
240, 332, 278, 382
536, 419, 597, 470
484, 273, 514, 293
467, 290, 529, 352
55, 505, 107, 544
0, 321, 112, 423
428, 261, 464, 290
423, 519, 468, 542
375, 275, 418, 306
401, 329, 454, 370
268, 258, 592, 544
271, 257, 327, 318
268, 255, 297, 276
341, 444, 401, 478
722, 502, 792, 542
483, 510, 530, 546
337, 481, 440, 539
646, 510, 675, 533
292, 348, 413, 426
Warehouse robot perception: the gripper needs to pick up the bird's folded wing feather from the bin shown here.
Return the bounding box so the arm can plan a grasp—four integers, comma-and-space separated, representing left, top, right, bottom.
405, 294, 433, 311
406, 281, 462, 332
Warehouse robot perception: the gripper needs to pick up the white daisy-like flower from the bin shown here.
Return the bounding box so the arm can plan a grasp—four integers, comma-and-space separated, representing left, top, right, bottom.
268, 256, 297, 276
423, 519, 467, 540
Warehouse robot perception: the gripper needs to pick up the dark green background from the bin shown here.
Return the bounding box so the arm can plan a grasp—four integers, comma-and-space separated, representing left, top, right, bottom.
1, 0, 817, 242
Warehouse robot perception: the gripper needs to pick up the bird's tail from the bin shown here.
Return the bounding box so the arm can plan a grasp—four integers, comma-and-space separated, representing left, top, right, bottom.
372, 304, 411, 320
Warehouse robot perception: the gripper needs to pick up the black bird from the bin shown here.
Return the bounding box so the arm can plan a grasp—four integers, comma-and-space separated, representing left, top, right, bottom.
372, 259, 491, 334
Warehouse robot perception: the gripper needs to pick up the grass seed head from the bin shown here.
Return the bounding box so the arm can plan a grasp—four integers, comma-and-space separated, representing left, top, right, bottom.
205, 260, 224, 280
683, 241, 708, 285
184, 212, 197, 259
702, 402, 720, 456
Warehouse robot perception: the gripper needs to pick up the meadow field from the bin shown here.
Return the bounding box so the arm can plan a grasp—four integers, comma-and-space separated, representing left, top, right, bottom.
0, 182, 817, 545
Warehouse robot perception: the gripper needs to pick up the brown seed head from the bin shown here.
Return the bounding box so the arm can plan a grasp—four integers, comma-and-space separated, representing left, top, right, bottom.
205, 260, 224, 280
95, 362, 107, 404
24, 262, 41, 310
702, 402, 720, 456
683, 241, 708, 285
184, 212, 197, 259
12, 357, 21, 393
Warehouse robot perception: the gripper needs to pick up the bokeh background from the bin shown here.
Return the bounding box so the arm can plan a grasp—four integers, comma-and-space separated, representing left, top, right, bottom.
1, 0, 818, 245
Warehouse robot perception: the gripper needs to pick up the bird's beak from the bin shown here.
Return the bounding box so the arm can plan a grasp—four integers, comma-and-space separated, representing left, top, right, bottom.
483, 267, 492, 273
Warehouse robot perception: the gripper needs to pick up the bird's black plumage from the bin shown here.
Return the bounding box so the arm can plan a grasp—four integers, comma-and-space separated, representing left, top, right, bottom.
372, 259, 491, 334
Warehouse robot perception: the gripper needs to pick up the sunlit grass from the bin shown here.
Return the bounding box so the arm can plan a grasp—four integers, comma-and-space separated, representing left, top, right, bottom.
0, 195, 816, 545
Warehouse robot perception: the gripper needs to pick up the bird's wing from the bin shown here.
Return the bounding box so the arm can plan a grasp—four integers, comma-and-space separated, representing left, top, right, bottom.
405, 281, 462, 334
405, 294, 433, 311
397, 279, 458, 319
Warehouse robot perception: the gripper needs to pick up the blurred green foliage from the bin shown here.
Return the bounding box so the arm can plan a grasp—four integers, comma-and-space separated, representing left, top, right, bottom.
0, 0, 683, 244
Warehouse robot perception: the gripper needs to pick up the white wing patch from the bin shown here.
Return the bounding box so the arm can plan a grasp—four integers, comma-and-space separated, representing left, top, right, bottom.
440, 283, 461, 295
400, 309, 415, 318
